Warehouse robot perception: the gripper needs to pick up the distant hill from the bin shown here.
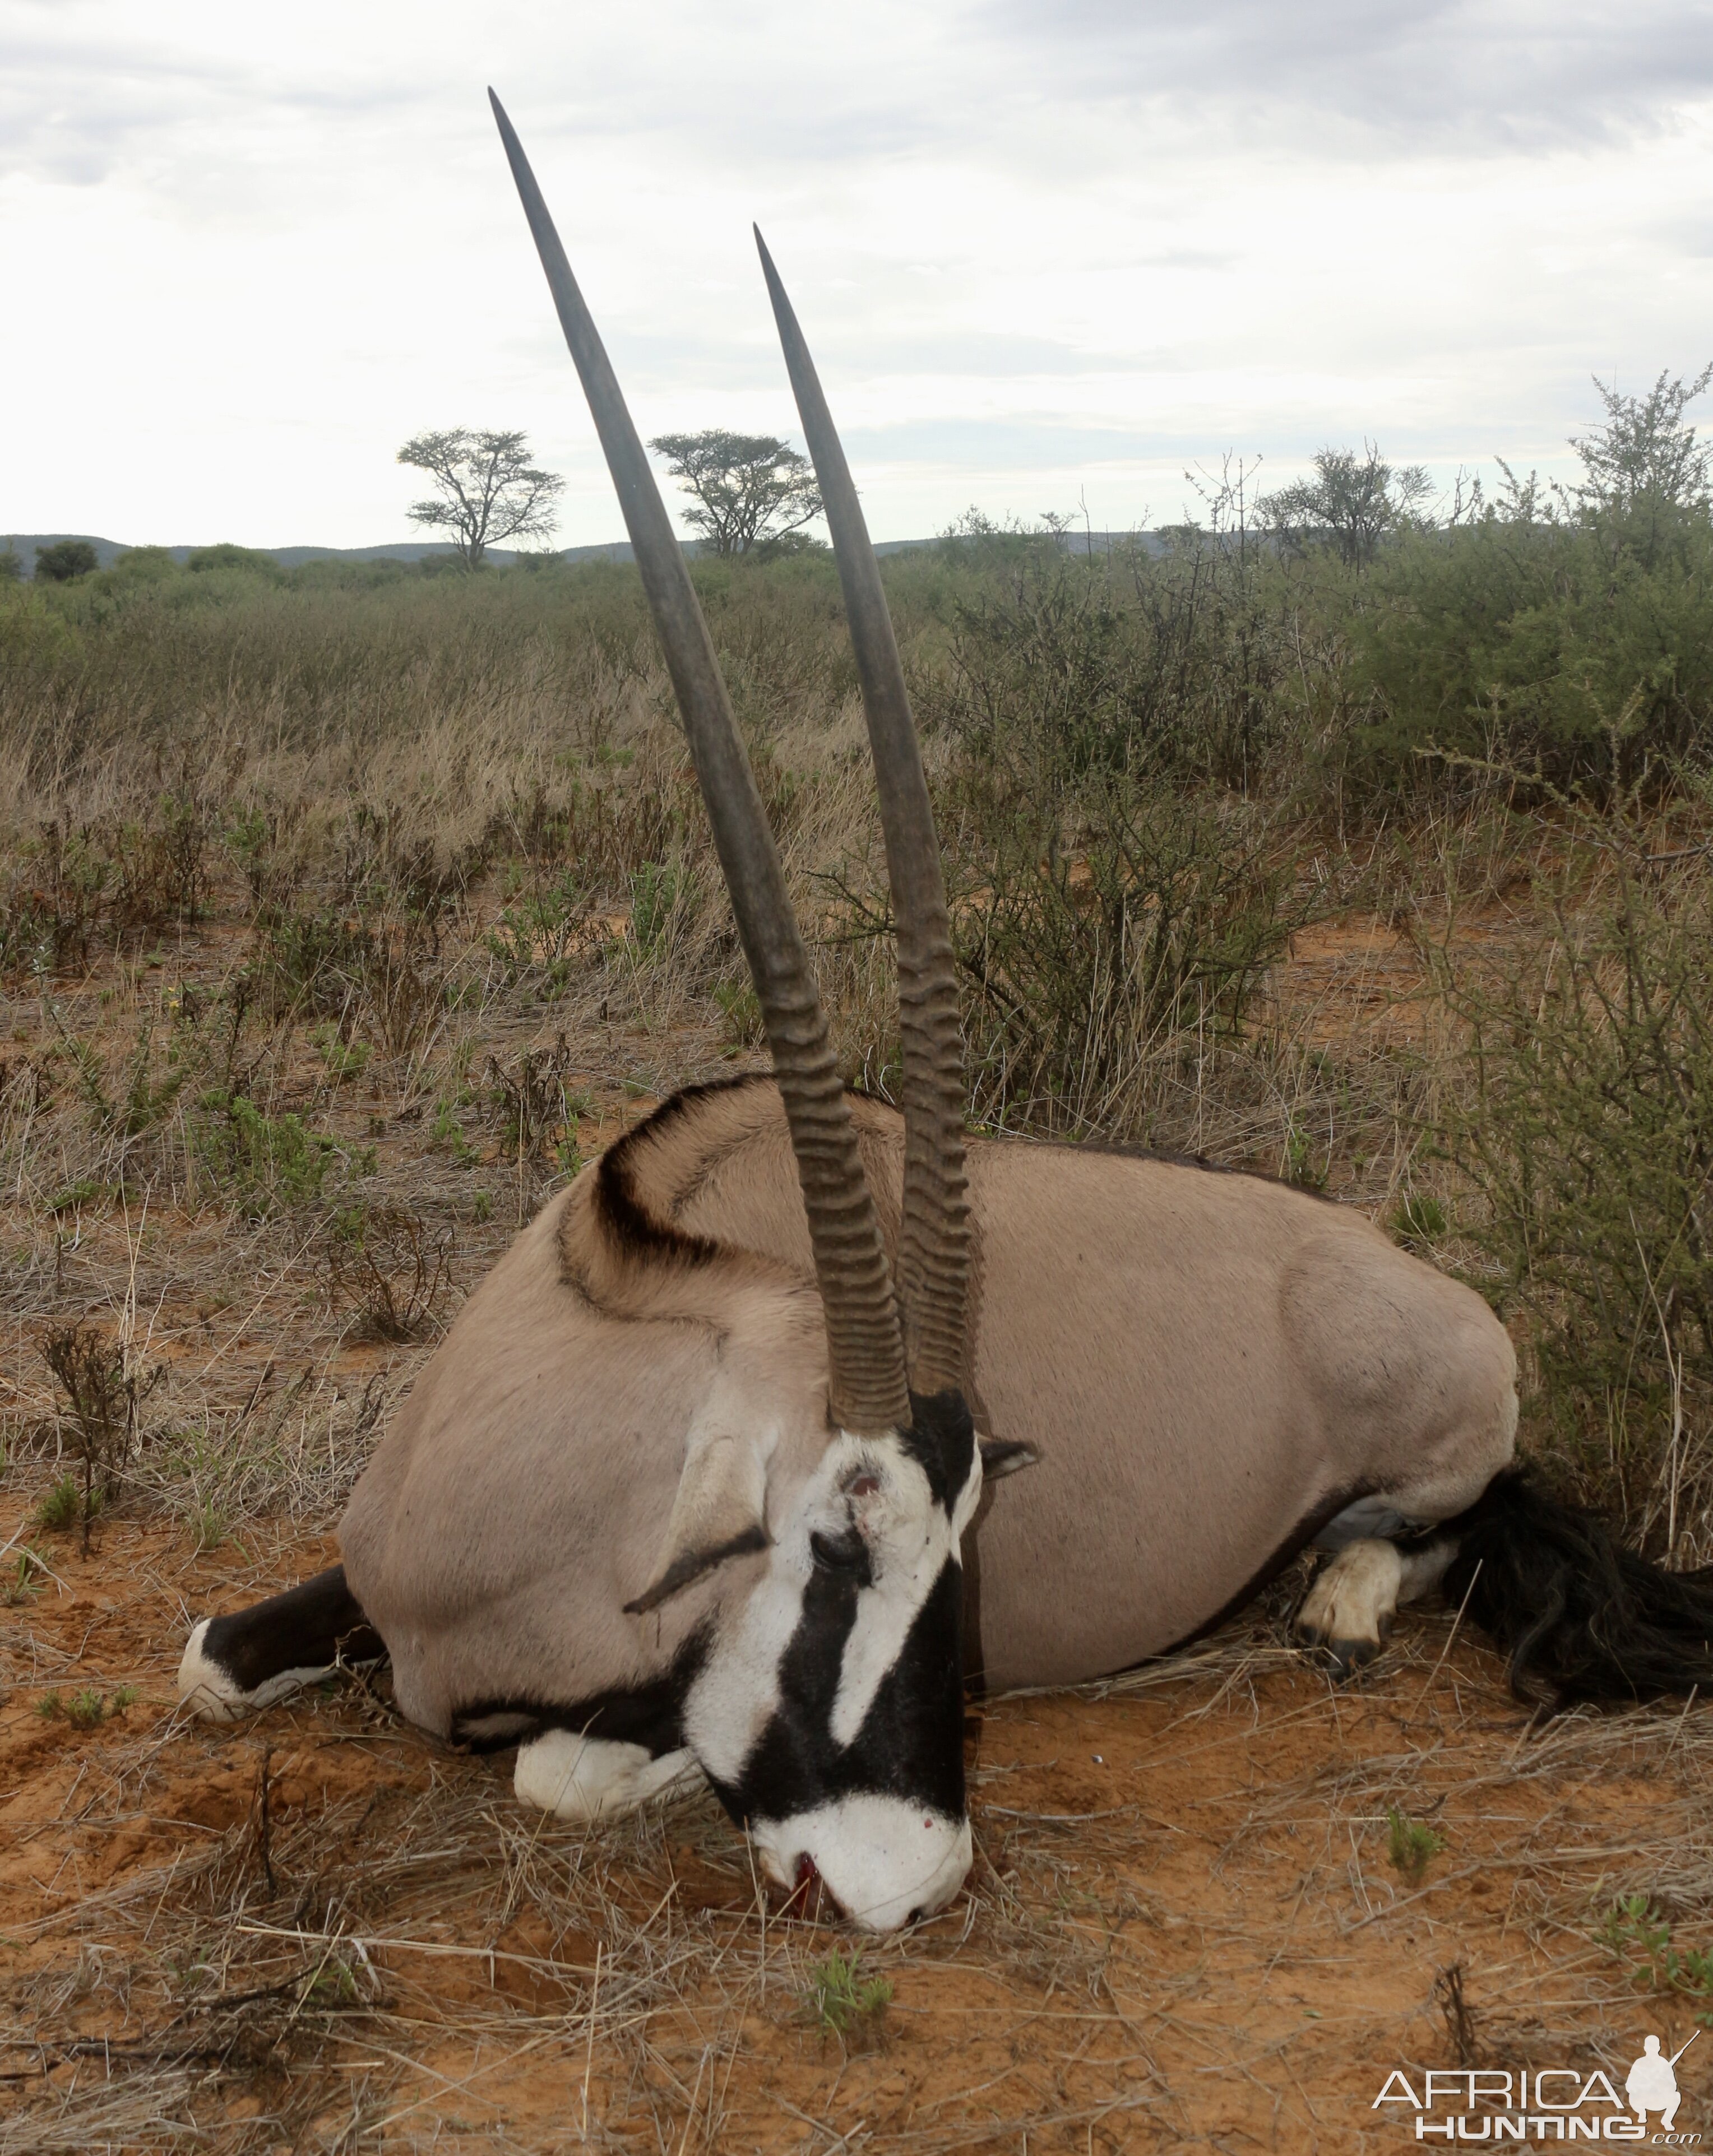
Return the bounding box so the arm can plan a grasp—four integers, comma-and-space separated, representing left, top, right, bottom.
2, 534, 639, 574
2, 530, 1158, 578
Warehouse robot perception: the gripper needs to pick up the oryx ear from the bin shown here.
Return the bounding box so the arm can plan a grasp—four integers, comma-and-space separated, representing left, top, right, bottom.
979, 1436, 1038, 1481
624, 1434, 770, 1616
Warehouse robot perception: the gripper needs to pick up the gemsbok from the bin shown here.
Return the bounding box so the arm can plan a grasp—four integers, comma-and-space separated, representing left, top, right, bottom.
178, 93, 1713, 1932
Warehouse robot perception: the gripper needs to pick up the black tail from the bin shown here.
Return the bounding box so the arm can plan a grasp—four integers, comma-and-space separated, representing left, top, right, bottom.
1442, 1469, 1713, 1710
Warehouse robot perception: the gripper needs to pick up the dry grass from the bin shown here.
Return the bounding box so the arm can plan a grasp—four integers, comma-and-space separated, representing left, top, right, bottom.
6, 1540, 1712, 2153
7, 554, 1713, 2146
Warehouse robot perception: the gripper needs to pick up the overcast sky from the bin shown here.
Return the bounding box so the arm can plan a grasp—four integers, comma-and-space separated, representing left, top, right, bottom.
3, 1, 1711, 549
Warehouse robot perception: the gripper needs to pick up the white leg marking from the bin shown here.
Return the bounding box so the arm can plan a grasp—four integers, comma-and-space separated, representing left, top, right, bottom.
1295, 1538, 1405, 1671
512, 1733, 698, 1821
175, 1619, 349, 1721
1396, 1538, 1456, 1606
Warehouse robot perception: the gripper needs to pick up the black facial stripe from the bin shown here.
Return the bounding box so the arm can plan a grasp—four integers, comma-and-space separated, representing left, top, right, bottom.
705, 1556, 966, 1826
897, 1388, 976, 1511
810, 1523, 873, 1583
451, 1629, 709, 1756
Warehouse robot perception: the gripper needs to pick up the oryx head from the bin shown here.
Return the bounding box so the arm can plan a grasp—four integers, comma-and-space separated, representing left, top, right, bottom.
492, 95, 1033, 1930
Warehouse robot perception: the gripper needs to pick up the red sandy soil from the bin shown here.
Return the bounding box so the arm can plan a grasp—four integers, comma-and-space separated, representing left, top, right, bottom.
4, 1499, 1706, 2153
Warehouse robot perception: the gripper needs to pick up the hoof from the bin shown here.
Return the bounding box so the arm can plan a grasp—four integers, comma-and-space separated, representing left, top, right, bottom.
1321, 1632, 1383, 1681
1293, 1612, 1391, 1681
1294, 1539, 1402, 1679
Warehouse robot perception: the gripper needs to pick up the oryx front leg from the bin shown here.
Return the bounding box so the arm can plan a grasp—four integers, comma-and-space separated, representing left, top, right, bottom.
513, 1732, 699, 1821
1295, 1537, 1455, 1678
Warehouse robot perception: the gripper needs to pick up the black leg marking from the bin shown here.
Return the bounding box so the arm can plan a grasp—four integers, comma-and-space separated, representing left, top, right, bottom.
178, 1566, 385, 1718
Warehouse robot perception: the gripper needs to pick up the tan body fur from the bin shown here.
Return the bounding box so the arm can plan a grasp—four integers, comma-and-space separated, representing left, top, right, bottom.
340, 1079, 1517, 1731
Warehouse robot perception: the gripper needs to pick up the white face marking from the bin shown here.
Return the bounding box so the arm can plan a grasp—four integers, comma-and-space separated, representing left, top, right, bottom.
750, 1795, 973, 1933
513, 1732, 698, 1820
683, 1431, 980, 1787
830, 1443, 981, 1750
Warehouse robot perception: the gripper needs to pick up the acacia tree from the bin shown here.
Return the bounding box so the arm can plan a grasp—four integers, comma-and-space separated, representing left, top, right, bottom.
34, 540, 99, 582
1263, 444, 1432, 569
397, 429, 564, 568
647, 429, 822, 555
1567, 365, 1712, 569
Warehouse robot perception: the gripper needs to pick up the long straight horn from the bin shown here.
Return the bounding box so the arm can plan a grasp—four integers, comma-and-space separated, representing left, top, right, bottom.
754, 230, 970, 1398
489, 93, 909, 1438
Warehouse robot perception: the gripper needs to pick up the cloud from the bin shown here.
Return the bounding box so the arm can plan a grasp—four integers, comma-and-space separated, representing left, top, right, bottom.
0, 2, 1708, 545
984, 0, 1713, 154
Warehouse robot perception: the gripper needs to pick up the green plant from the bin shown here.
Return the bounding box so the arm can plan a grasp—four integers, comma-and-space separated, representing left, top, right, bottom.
714, 977, 764, 1050
58, 1022, 186, 1156
629, 859, 692, 963
45, 1176, 105, 1216
41, 1685, 138, 1732
429, 1095, 479, 1166
945, 785, 1302, 1138
193, 1090, 338, 1217
300, 1949, 367, 2007
1386, 1806, 1445, 1884
1391, 1193, 1448, 1247
66, 1688, 108, 1730
35, 1474, 81, 1533
798, 1946, 893, 2042
41, 1322, 160, 1550
189, 1501, 227, 1554
1598, 1894, 1713, 2022
485, 865, 592, 995
35, 540, 99, 582
2, 1547, 47, 1605
1283, 1124, 1331, 1193
312, 1025, 372, 1083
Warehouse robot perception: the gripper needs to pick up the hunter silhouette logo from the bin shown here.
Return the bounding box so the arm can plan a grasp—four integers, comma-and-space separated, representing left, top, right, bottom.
1627, 2032, 1696, 2134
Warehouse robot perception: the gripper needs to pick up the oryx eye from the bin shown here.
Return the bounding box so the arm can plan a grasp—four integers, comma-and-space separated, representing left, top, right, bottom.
849, 1475, 880, 1497
810, 1526, 871, 1579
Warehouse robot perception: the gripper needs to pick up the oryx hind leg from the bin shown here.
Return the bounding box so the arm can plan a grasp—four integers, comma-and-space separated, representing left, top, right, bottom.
178, 1566, 385, 1721
1294, 1532, 1457, 1678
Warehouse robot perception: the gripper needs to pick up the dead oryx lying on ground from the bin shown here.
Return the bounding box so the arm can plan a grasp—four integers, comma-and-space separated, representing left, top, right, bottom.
179, 94, 1713, 1931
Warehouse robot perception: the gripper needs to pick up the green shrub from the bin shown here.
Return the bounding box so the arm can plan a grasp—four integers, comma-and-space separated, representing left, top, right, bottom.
34, 540, 99, 582
919, 523, 1289, 794
186, 543, 285, 578
194, 1090, 337, 1217
1441, 819, 1713, 1550
485, 865, 592, 993
948, 783, 1301, 1137
41, 1322, 160, 1548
